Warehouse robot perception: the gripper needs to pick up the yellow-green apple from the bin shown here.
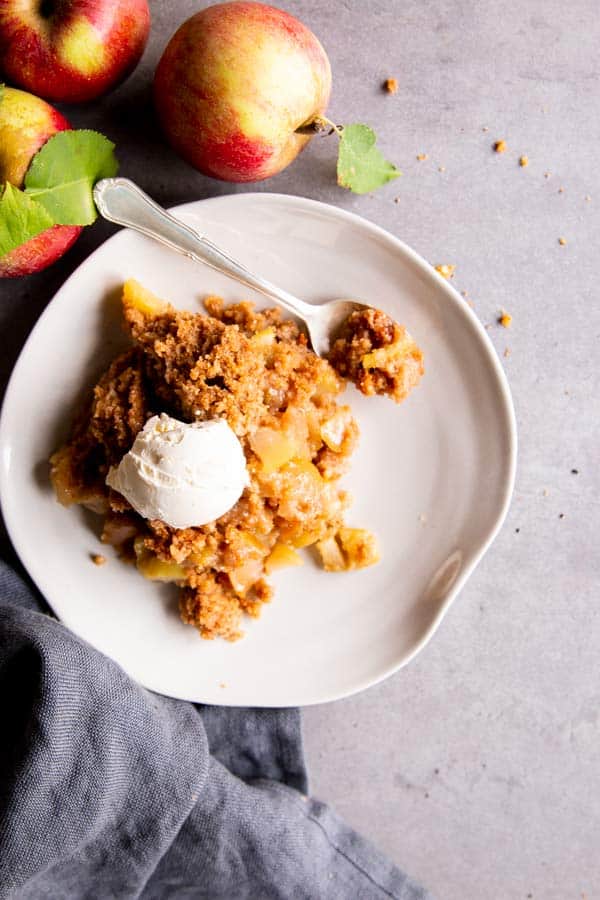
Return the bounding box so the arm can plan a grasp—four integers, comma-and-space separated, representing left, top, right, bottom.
0, 0, 150, 103
153, 1, 332, 182
0, 87, 81, 278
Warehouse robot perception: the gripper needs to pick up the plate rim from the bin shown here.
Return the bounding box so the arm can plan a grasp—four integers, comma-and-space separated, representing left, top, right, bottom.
0, 191, 517, 706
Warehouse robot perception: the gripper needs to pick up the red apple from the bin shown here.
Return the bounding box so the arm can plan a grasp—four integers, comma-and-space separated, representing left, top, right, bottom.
153, 1, 332, 182
0, 87, 81, 278
0, 0, 150, 103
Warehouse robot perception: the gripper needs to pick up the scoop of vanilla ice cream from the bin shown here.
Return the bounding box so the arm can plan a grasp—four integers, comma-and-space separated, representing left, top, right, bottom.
106, 414, 249, 529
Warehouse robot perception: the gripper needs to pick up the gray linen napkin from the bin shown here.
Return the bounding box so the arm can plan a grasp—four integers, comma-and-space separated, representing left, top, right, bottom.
0, 560, 432, 899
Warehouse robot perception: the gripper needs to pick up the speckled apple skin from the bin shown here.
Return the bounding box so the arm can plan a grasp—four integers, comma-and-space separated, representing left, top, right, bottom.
154, 1, 332, 183
0, 87, 82, 278
0, 0, 150, 103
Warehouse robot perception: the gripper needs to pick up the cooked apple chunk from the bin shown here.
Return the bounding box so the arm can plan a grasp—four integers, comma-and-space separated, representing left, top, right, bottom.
327, 307, 423, 403
316, 528, 380, 572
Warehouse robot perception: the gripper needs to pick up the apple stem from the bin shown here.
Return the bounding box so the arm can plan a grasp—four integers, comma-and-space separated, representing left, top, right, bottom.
295, 115, 343, 137
38, 0, 55, 19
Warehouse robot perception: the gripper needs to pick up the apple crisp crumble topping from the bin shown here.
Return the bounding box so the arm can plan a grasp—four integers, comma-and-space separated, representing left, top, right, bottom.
51, 280, 425, 641
326, 307, 424, 404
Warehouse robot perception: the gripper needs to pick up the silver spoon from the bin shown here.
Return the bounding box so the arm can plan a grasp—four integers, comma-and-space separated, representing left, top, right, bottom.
93, 177, 367, 357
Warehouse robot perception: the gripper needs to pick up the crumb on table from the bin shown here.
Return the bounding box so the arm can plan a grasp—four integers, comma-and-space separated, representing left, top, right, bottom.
519, 155, 529, 167
498, 312, 512, 328
435, 263, 456, 279
91, 554, 107, 566
493, 140, 507, 153
558, 237, 567, 246
383, 77, 398, 94
416, 153, 428, 161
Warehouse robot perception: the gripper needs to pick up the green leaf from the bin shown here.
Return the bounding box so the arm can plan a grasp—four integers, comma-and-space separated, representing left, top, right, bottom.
24, 130, 118, 226
0, 182, 55, 257
337, 124, 401, 195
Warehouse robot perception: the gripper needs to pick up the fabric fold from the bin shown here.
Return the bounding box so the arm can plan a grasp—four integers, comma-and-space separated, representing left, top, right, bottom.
0, 562, 431, 900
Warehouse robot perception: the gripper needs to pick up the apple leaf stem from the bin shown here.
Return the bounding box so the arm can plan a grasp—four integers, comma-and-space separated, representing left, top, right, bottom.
296, 116, 400, 195
295, 115, 343, 136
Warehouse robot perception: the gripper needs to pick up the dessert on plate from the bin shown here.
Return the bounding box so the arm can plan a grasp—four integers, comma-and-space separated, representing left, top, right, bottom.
50, 280, 423, 641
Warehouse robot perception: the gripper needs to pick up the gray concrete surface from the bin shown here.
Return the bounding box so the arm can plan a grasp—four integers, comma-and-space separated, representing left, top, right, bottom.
1, 1, 598, 898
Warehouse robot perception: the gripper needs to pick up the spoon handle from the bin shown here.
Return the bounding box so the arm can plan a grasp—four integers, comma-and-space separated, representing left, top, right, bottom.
93, 178, 315, 320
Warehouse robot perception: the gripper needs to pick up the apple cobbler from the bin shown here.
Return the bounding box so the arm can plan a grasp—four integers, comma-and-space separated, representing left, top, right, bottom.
50, 280, 423, 641
327, 307, 424, 403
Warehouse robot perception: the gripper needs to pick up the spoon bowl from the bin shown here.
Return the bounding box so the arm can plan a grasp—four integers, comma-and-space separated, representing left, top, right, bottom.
302, 297, 369, 356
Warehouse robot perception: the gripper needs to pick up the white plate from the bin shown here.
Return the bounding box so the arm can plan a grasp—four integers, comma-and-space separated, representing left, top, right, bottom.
0, 194, 516, 706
